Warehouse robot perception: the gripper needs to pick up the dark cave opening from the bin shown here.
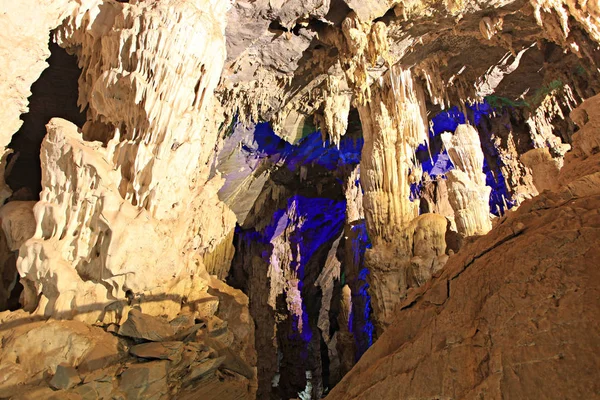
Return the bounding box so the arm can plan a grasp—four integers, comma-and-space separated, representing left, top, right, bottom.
5, 38, 85, 202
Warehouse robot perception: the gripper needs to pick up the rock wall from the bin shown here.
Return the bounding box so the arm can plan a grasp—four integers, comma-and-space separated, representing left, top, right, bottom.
0, 0, 77, 149
0, 2, 256, 397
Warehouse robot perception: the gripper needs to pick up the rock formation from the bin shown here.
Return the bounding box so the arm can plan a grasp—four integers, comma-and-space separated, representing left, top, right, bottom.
0, 0, 598, 399
442, 124, 493, 237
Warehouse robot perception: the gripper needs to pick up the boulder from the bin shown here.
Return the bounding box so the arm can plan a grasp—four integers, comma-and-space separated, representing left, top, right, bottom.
71, 381, 113, 400
118, 309, 175, 342
118, 361, 169, 400
0, 318, 120, 382
130, 342, 184, 361
49, 363, 81, 390
185, 356, 226, 382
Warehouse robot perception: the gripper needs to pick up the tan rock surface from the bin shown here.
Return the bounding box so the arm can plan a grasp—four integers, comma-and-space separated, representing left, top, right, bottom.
8, 0, 238, 324
0, 0, 76, 147
327, 176, 600, 399
0, 0, 599, 398
0, 314, 120, 395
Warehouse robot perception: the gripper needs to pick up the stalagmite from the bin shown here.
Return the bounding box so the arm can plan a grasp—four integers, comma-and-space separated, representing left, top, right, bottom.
442, 125, 493, 237
358, 65, 448, 332
359, 66, 427, 244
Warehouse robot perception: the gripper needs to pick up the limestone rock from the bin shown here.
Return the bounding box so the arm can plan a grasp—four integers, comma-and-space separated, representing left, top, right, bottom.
49, 363, 81, 390
71, 381, 113, 400
326, 173, 600, 400
0, 362, 29, 398
0, 318, 119, 393
359, 65, 427, 246
559, 93, 600, 185
0, 201, 36, 251
357, 64, 451, 333
0, 201, 35, 310
118, 309, 175, 342
208, 277, 257, 369
56, 0, 233, 221
442, 125, 493, 237
17, 119, 184, 322
217, 122, 273, 225
118, 361, 169, 400
1, 0, 600, 398
325, 95, 600, 400
344, 0, 397, 22
521, 147, 562, 192
0, 0, 76, 147
9, 0, 239, 325
130, 342, 184, 361
186, 356, 226, 382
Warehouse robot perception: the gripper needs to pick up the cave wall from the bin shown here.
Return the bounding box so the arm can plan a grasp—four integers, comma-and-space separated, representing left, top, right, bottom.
0, 0, 598, 399
2, 0, 241, 323
7, 41, 86, 199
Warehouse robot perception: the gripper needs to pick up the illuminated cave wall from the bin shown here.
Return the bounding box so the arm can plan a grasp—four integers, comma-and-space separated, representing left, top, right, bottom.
227, 121, 371, 399
224, 99, 559, 397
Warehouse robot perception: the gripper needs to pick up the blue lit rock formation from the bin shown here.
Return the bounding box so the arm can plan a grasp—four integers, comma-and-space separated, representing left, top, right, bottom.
325, 94, 600, 400
227, 121, 372, 398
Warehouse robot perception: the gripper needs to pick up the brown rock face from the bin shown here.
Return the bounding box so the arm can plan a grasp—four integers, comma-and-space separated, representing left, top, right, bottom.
327, 186, 600, 399
118, 309, 175, 342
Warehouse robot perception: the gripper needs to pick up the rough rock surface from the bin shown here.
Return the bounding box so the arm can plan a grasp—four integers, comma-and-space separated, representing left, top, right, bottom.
0, 297, 256, 399
443, 125, 493, 237
118, 309, 175, 342
0, 0, 77, 147
2, 0, 240, 325
328, 182, 600, 398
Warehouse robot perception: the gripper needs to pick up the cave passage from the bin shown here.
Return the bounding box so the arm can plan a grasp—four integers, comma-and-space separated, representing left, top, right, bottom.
6, 39, 85, 201
224, 103, 520, 398
226, 120, 373, 399
224, 98, 559, 398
